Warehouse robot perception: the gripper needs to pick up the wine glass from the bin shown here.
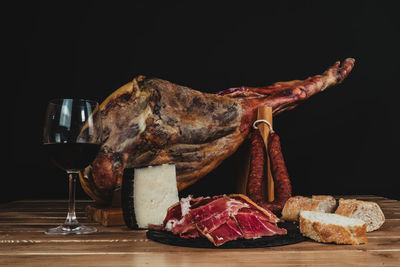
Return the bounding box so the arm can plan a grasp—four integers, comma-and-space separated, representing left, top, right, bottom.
43, 99, 102, 235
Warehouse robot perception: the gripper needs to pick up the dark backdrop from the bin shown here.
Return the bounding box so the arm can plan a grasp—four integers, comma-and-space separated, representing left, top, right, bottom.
9, 1, 400, 203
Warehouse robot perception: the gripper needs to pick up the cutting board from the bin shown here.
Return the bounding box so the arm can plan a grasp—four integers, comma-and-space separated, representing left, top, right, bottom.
146, 222, 307, 248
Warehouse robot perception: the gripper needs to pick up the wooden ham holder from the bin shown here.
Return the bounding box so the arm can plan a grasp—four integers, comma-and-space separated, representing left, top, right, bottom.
236, 106, 274, 201
86, 190, 124, 227
256, 106, 274, 202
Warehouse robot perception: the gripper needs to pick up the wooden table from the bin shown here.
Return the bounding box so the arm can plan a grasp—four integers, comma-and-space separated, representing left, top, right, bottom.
0, 195, 399, 266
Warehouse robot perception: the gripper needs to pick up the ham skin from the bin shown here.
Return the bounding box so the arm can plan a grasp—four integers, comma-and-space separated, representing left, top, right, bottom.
79, 59, 355, 204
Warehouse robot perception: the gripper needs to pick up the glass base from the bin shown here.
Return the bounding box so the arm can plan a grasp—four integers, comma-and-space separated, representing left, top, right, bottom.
45, 224, 97, 235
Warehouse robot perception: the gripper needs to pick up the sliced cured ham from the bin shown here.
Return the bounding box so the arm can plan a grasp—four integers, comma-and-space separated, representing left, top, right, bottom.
207, 218, 244, 247
235, 209, 287, 239
162, 194, 287, 246
189, 196, 248, 234
163, 195, 200, 238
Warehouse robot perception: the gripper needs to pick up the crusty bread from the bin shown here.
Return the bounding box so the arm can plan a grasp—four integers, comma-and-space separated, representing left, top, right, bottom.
335, 198, 385, 232
299, 211, 367, 245
281, 195, 337, 221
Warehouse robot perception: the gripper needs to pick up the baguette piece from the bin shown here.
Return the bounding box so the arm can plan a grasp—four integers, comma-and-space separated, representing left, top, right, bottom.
335, 198, 385, 232
299, 210, 367, 245
281, 195, 337, 221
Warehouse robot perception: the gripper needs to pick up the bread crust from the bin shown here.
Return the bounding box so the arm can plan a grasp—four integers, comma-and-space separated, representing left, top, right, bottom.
299, 211, 367, 245
335, 198, 385, 232
281, 195, 337, 221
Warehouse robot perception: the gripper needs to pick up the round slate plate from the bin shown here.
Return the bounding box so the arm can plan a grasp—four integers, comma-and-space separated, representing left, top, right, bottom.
146, 222, 307, 248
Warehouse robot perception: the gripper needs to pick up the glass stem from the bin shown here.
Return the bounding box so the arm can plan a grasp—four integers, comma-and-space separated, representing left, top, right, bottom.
65, 171, 79, 226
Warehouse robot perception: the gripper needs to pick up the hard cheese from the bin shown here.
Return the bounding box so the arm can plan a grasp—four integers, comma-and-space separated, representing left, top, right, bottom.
122, 164, 179, 229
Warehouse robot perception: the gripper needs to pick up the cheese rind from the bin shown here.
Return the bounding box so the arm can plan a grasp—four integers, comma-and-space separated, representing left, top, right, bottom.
133, 164, 179, 228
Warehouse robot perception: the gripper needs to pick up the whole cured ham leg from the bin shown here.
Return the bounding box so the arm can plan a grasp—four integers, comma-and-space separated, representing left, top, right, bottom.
80, 58, 355, 203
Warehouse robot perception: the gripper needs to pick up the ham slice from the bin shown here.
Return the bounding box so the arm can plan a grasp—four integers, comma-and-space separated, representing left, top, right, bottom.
189, 196, 248, 234
207, 218, 244, 247
235, 209, 287, 239
162, 194, 287, 246
163, 195, 200, 238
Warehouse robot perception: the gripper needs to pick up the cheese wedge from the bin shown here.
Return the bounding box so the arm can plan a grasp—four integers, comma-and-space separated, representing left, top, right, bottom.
121, 164, 179, 229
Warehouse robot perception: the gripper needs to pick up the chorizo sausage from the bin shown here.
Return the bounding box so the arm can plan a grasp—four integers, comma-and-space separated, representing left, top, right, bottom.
247, 131, 267, 204
246, 130, 292, 215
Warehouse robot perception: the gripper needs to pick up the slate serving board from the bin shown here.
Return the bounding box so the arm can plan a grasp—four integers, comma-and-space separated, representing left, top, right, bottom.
146, 222, 307, 249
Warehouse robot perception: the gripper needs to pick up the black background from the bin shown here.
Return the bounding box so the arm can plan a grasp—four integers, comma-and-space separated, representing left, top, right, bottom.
9, 0, 400, 203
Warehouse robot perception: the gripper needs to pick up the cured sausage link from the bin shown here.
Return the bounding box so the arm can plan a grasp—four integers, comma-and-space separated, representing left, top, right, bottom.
247, 131, 268, 204
246, 131, 292, 215
267, 132, 292, 213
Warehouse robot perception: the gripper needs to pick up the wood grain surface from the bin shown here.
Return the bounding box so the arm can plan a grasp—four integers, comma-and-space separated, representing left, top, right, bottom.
0, 196, 399, 266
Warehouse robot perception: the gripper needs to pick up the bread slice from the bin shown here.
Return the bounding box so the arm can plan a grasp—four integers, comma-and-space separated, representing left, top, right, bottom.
299, 211, 367, 245
335, 198, 385, 232
281, 195, 337, 221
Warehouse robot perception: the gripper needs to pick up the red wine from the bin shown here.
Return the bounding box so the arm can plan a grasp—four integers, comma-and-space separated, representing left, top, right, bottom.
43, 143, 101, 171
